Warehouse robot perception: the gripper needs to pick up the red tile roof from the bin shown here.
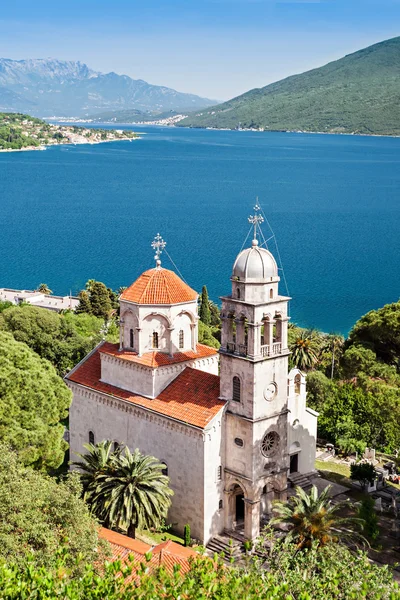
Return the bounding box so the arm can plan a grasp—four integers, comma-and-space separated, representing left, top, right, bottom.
100, 341, 217, 368
121, 268, 198, 305
99, 528, 197, 580
67, 344, 224, 429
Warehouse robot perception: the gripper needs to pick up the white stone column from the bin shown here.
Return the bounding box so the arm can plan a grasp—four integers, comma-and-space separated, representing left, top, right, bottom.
281, 318, 289, 351
190, 323, 197, 351
244, 498, 261, 541
137, 328, 143, 356
220, 316, 229, 351
168, 327, 175, 356
119, 318, 125, 351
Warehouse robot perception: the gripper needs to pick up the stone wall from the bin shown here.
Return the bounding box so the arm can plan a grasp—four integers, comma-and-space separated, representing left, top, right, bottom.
69, 383, 214, 542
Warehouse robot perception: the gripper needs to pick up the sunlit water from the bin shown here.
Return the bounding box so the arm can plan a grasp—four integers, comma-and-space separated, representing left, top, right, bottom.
1, 125, 399, 334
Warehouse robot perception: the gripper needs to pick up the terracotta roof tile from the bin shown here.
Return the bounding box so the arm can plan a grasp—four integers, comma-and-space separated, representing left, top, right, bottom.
100, 341, 218, 368
121, 268, 198, 305
99, 528, 197, 581
67, 344, 224, 429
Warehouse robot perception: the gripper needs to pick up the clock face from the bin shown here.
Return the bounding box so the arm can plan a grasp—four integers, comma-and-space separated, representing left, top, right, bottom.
264, 382, 277, 401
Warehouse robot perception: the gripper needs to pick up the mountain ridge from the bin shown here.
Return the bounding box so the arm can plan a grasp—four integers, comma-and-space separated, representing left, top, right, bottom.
179, 36, 400, 135
0, 58, 216, 117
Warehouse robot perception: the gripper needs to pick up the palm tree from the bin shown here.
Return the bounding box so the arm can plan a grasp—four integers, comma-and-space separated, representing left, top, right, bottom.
72, 440, 115, 497
37, 283, 52, 295
289, 329, 321, 371
90, 447, 173, 538
321, 333, 344, 379
270, 485, 364, 550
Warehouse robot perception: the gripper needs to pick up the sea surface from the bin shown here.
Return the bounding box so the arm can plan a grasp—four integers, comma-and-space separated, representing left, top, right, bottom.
1, 125, 400, 335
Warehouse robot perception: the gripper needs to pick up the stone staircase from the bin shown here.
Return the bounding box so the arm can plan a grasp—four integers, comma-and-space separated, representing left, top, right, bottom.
206, 530, 268, 562
287, 471, 315, 490
206, 533, 244, 561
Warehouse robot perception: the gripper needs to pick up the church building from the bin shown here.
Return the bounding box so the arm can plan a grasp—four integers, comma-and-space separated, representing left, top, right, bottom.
66, 209, 318, 544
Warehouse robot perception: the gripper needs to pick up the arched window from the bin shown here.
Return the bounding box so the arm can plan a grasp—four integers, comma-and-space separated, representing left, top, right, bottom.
152, 331, 159, 349
179, 329, 184, 349
219, 499, 223, 510
232, 376, 241, 402
237, 288, 241, 299
217, 465, 222, 481
162, 462, 168, 476
269, 289, 273, 299
88, 431, 95, 445
129, 328, 134, 348
294, 374, 301, 395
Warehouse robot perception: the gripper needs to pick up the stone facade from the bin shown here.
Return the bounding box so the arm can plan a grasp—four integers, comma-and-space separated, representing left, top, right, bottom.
67, 229, 318, 544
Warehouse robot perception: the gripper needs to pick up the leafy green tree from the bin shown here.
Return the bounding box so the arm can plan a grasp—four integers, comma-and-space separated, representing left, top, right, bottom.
198, 320, 220, 349
271, 485, 364, 549
1, 536, 397, 600
76, 290, 92, 314
37, 283, 52, 294
0, 332, 71, 469
348, 300, 400, 371
0, 445, 99, 573
335, 415, 367, 455
358, 495, 379, 542
199, 285, 211, 325
0, 300, 12, 312
87, 281, 112, 319
289, 329, 321, 371
209, 300, 221, 327
350, 462, 377, 490
81, 445, 173, 538
0, 304, 96, 375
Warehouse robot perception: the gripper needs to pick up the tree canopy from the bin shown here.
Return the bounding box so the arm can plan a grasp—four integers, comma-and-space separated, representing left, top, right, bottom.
348, 300, 400, 371
0, 331, 71, 469
0, 304, 103, 375
0, 445, 100, 573
0, 535, 397, 599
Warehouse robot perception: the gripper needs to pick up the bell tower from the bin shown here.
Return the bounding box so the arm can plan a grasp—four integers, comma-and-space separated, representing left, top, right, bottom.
220, 205, 290, 541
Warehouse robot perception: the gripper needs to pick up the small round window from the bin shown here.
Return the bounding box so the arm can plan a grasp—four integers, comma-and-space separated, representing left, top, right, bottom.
261, 431, 280, 457
234, 437, 244, 447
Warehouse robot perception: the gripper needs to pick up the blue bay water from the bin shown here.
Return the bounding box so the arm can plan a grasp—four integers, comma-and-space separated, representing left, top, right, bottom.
1, 125, 399, 335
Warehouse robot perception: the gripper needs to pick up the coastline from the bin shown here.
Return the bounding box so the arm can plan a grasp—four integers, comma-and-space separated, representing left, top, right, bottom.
0, 136, 141, 153
72, 120, 400, 139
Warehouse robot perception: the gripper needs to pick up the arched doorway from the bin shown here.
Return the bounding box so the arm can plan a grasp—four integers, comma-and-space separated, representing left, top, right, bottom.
235, 490, 245, 524
225, 483, 246, 533
289, 441, 301, 474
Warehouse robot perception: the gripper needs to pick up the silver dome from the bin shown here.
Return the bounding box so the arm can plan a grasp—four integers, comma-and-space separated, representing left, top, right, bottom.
232, 240, 278, 281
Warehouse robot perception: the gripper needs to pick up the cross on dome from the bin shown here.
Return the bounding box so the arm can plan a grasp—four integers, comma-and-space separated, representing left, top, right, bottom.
151, 233, 166, 268
248, 200, 264, 246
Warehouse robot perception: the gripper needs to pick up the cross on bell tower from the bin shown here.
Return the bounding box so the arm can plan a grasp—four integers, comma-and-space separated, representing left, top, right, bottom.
248, 202, 264, 242
219, 203, 291, 542
151, 233, 166, 268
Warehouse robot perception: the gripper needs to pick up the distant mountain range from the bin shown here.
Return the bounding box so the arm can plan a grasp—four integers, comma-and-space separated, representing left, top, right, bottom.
0, 58, 217, 117
179, 36, 400, 136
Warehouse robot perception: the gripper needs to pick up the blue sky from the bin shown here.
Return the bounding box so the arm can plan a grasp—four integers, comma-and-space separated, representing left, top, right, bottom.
0, 0, 399, 100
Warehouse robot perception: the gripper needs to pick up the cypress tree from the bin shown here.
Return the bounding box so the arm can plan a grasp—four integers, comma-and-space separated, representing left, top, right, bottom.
76, 290, 92, 315
89, 282, 112, 320
199, 285, 211, 325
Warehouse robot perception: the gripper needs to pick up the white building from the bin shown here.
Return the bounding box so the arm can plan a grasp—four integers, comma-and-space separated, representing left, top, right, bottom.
0, 288, 79, 312
66, 214, 317, 544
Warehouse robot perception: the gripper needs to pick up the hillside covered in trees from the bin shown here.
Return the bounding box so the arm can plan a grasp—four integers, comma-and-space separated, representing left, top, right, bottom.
180, 36, 400, 135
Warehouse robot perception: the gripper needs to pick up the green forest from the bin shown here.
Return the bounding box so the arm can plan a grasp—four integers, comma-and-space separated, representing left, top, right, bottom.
180, 36, 400, 135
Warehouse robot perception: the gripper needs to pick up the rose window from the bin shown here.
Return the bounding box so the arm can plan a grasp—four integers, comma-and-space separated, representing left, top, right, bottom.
261, 431, 280, 457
